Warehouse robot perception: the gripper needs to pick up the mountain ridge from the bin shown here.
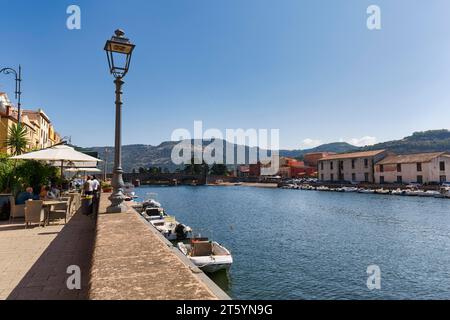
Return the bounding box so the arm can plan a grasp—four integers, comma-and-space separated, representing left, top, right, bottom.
82, 129, 450, 173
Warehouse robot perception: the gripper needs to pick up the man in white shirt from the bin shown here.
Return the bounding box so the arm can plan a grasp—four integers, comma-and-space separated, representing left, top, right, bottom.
83, 176, 94, 195
91, 175, 101, 215
91, 175, 100, 192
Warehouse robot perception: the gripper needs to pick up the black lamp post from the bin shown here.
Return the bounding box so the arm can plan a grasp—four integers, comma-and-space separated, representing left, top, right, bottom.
104, 29, 135, 213
0, 65, 22, 123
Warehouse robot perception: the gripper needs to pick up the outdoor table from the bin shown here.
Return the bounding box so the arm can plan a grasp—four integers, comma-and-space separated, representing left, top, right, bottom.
42, 200, 68, 226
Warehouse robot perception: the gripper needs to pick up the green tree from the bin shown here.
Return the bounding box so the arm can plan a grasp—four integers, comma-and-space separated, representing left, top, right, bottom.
210, 163, 228, 176
183, 157, 207, 175
0, 154, 14, 192
14, 160, 59, 193
4, 123, 28, 156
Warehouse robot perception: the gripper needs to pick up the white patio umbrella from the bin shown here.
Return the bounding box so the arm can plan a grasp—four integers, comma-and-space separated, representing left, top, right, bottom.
11, 145, 103, 176
65, 167, 102, 173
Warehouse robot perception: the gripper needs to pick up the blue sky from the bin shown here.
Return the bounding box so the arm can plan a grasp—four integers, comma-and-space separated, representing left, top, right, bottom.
1, 0, 450, 149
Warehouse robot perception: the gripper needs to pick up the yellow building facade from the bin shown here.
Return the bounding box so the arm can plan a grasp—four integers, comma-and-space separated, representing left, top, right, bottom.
0, 92, 62, 155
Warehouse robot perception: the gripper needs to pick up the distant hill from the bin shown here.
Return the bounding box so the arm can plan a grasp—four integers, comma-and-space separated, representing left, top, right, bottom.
82, 129, 450, 173
280, 142, 359, 159
361, 129, 450, 154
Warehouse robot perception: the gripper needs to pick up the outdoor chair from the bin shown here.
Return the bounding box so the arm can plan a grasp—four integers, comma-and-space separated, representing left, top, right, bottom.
68, 193, 81, 216
9, 196, 25, 223
49, 197, 71, 224
24, 200, 44, 228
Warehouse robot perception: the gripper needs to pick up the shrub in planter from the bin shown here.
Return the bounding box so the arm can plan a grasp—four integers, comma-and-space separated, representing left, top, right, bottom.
101, 181, 112, 192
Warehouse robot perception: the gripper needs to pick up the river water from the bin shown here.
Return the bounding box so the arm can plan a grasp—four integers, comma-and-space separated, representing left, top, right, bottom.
134, 185, 450, 300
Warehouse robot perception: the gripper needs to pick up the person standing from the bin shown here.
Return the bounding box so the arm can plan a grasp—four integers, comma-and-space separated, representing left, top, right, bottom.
91, 175, 100, 193
83, 176, 93, 196
91, 175, 101, 215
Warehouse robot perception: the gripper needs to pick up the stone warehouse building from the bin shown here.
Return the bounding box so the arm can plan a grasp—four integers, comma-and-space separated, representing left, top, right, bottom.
374, 152, 450, 184
318, 150, 390, 183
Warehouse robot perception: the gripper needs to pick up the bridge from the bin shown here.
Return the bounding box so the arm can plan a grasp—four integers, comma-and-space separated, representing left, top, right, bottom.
106, 173, 238, 186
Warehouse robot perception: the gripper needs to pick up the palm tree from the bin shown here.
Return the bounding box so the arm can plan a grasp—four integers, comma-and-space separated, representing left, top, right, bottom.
5, 123, 28, 156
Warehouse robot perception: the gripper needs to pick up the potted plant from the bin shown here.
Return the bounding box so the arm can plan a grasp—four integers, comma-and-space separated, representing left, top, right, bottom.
101, 181, 112, 192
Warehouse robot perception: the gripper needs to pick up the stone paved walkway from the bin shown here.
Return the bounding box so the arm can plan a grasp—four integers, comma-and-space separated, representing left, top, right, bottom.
0, 212, 96, 300
89, 195, 222, 300
1, 194, 227, 300
0, 220, 64, 299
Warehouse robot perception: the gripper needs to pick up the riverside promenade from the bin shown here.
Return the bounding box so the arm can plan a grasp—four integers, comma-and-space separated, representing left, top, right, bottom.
0, 194, 228, 300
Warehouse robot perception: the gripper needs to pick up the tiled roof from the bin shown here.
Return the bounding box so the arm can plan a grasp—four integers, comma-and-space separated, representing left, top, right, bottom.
318, 150, 386, 161
376, 152, 448, 165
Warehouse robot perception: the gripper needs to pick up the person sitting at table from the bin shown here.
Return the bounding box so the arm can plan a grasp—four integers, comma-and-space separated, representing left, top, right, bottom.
40, 186, 57, 200
50, 184, 61, 198
16, 187, 37, 205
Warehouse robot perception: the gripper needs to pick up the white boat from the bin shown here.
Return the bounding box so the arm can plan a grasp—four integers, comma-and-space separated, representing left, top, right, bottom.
316, 186, 330, 191
405, 189, 425, 196
342, 187, 358, 192
358, 188, 375, 194
178, 239, 233, 273
151, 216, 193, 241
142, 198, 162, 209
375, 188, 390, 195
420, 190, 441, 197
391, 188, 406, 196
440, 187, 450, 198
143, 207, 166, 221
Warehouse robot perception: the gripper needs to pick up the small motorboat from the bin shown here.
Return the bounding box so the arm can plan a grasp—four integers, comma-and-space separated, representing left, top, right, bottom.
143, 207, 167, 221
375, 188, 390, 195
358, 188, 375, 194
391, 188, 406, 196
151, 216, 193, 241
124, 192, 139, 201
178, 239, 233, 273
342, 187, 358, 192
142, 198, 162, 209
440, 187, 450, 199
316, 186, 330, 191
419, 190, 441, 197
405, 188, 425, 196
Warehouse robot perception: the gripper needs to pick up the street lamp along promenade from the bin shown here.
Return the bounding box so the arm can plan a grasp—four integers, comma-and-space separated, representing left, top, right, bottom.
104, 29, 135, 213
0, 65, 22, 123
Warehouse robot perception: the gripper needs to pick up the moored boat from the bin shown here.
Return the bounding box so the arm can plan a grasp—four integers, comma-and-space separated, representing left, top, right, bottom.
391, 188, 406, 196
151, 216, 193, 241
178, 239, 233, 273
358, 188, 375, 194
420, 190, 441, 197
375, 188, 390, 195
342, 187, 358, 192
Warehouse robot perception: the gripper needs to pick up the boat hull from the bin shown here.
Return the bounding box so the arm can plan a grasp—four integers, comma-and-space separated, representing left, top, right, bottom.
189, 256, 233, 273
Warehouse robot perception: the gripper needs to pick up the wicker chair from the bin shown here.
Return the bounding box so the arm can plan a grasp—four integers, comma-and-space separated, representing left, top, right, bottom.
68, 193, 81, 216
49, 197, 71, 224
9, 196, 25, 223
24, 200, 44, 228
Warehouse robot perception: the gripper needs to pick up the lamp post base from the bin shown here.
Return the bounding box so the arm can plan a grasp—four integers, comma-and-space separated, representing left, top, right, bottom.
107, 191, 128, 213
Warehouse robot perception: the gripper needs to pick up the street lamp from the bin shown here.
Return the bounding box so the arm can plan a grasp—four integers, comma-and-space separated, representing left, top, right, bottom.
0, 65, 22, 123
104, 29, 135, 213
